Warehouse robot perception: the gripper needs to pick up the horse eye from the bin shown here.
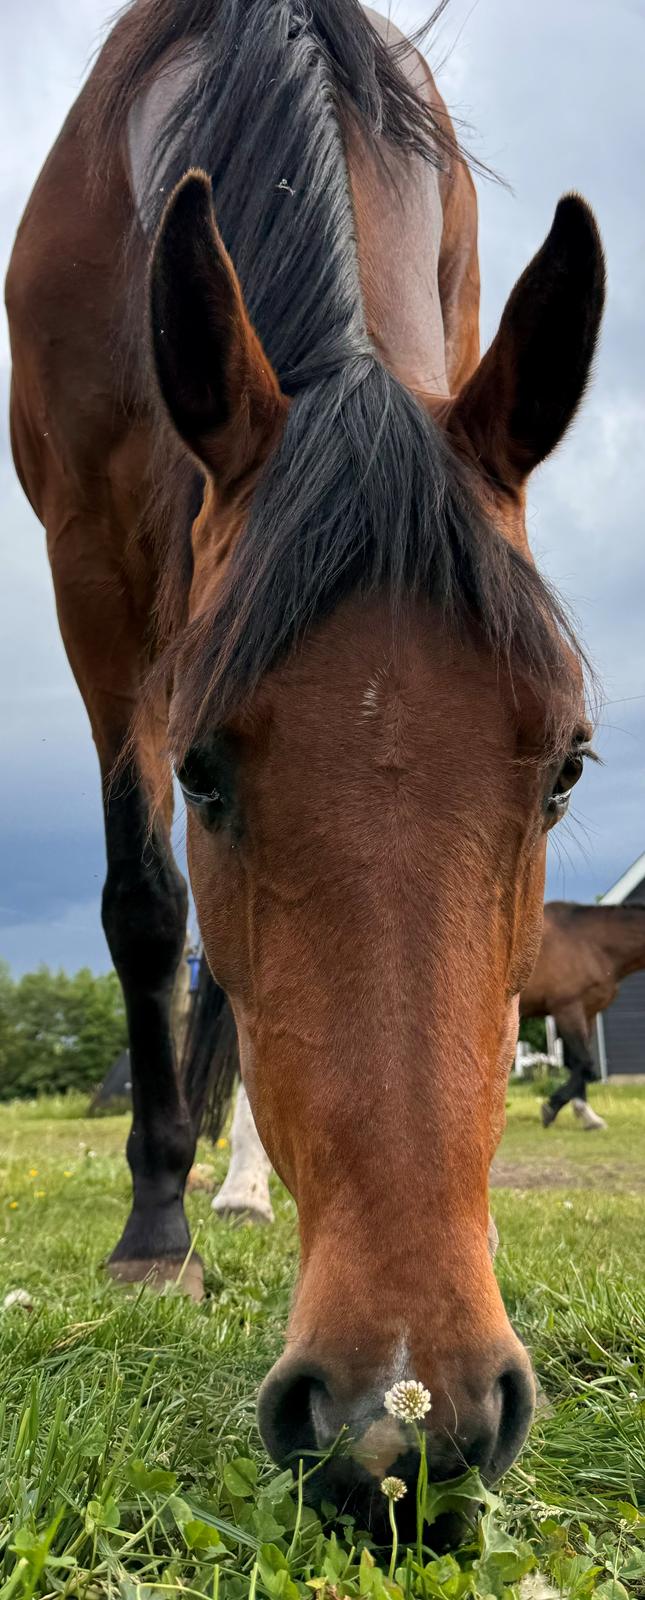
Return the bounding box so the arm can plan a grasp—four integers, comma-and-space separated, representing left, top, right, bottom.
177, 774, 222, 809
175, 736, 238, 831
546, 741, 591, 821
175, 743, 223, 809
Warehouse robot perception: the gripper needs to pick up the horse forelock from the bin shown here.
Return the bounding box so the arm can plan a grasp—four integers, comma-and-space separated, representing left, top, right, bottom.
166, 364, 588, 764
85, 0, 588, 763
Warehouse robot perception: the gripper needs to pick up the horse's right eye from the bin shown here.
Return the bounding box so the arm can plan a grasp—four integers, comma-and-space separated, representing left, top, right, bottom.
176, 768, 222, 810
175, 736, 239, 832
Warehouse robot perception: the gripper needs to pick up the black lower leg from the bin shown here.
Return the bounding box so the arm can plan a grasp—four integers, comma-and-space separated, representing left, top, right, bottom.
101, 762, 193, 1263
548, 1032, 595, 1117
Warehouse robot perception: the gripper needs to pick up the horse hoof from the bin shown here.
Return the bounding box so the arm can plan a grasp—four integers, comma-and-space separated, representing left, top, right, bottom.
540, 1102, 557, 1127
212, 1196, 274, 1226
571, 1098, 607, 1131
106, 1254, 204, 1300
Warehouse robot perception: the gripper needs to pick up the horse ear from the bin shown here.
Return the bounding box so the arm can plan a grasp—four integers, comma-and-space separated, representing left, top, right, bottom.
447, 195, 605, 491
149, 170, 287, 485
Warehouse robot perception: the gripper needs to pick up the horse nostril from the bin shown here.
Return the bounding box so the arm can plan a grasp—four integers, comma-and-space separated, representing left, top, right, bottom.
258, 1344, 536, 1515
258, 1357, 332, 1467
490, 1357, 536, 1480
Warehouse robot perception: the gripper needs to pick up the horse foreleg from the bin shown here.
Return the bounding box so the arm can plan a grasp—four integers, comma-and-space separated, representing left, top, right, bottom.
101, 759, 204, 1293
9, 260, 202, 1288
212, 1082, 274, 1224
542, 1006, 605, 1129
51, 546, 201, 1292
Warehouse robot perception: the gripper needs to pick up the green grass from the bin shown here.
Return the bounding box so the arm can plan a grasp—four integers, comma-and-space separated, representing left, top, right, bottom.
494, 1084, 645, 1194
0, 1086, 643, 1600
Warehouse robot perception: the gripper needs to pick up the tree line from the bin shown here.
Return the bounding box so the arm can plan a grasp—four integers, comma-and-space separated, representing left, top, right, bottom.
0, 964, 127, 1100
0, 959, 546, 1102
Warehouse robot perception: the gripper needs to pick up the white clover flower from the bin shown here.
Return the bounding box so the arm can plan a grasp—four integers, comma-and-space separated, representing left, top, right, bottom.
2, 1289, 33, 1312
381, 1476, 407, 1502
384, 1379, 432, 1422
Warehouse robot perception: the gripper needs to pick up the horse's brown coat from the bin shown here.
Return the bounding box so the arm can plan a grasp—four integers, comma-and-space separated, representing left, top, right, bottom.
6, 0, 605, 1514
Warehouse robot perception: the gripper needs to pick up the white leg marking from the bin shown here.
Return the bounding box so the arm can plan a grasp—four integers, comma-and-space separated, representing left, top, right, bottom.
572, 1098, 607, 1130
212, 1082, 274, 1223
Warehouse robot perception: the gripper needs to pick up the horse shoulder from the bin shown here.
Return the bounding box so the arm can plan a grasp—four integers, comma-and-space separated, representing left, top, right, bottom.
7, 85, 141, 484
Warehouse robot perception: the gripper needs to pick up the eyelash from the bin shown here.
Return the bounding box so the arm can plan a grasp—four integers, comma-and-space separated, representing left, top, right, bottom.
178, 779, 222, 808
547, 740, 597, 818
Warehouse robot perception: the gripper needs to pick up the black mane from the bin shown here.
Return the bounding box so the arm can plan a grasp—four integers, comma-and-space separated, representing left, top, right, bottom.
91, 0, 458, 395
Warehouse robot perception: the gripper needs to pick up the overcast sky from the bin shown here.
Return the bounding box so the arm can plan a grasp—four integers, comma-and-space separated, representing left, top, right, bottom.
1, 0, 644, 974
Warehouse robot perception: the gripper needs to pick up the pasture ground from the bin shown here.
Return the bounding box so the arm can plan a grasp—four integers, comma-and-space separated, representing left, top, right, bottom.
0, 1083, 643, 1599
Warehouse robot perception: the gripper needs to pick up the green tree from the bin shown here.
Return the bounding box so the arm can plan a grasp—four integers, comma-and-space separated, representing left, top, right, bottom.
57, 968, 127, 1089
0, 964, 127, 1100
518, 1015, 547, 1052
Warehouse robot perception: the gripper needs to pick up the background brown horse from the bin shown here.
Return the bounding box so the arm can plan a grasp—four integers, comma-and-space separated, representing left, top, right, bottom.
6, 0, 604, 1526
521, 901, 645, 1127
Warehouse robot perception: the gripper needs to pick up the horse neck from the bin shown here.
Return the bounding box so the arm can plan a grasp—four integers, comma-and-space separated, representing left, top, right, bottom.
349, 130, 450, 395
595, 908, 645, 980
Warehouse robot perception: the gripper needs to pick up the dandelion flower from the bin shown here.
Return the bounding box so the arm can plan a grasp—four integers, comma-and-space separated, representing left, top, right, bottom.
381, 1476, 407, 1502
217, 1137, 229, 1149
29, 1168, 38, 1178
384, 1380, 432, 1422
8, 1201, 18, 1210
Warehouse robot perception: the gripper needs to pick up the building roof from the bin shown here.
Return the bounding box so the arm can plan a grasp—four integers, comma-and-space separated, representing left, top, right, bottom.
600, 850, 645, 905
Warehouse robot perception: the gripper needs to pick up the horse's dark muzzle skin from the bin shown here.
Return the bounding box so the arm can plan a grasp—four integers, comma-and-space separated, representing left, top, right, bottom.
258, 1346, 536, 1538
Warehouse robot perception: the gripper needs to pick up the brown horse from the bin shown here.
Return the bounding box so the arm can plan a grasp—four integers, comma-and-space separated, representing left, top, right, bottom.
6, 0, 605, 1525
521, 902, 645, 1127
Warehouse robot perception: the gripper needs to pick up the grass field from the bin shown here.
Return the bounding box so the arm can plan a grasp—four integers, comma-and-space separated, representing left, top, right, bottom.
0, 1083, 643, 1600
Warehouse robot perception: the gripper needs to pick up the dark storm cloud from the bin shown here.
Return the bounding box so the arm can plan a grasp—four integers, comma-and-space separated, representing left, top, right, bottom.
1, 0, 643, 971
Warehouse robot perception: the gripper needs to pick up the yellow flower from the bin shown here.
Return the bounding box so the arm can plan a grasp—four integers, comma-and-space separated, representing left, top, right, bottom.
34, 1190, 46, 1199
63, 1171, 73, 1178
9, 1201, 18, 1210
29, 1168, 38, 1178
217, 1137, 229, 1149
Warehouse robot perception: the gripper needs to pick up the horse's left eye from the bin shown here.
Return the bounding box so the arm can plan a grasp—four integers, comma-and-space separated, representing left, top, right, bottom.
546, 742, 591, 821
